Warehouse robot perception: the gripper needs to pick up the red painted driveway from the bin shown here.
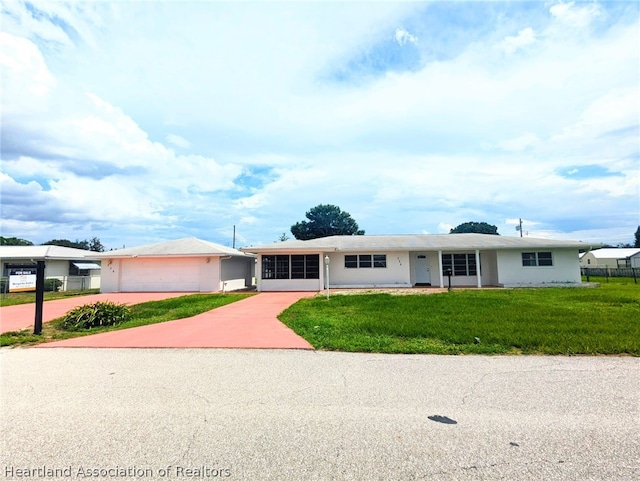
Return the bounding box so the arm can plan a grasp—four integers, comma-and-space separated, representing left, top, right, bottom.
37, 292, 316, 349
0, 292, 190, 334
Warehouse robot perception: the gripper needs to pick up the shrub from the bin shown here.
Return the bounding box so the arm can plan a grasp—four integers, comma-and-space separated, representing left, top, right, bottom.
59, 301, 132, 331
44, 278, 63, 292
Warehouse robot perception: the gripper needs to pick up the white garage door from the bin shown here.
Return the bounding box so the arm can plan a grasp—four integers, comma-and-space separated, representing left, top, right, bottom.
120, 258, 201, 292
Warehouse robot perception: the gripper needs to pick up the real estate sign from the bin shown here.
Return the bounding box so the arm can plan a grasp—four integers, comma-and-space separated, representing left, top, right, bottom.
9, 267, 37, 292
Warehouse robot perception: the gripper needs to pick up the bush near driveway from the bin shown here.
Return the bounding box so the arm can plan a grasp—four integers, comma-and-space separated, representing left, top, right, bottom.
58, 301, 132, 331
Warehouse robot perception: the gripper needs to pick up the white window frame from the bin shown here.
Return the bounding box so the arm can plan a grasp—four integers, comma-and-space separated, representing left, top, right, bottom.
344, 254, 387, 269
522, 251, 553, 267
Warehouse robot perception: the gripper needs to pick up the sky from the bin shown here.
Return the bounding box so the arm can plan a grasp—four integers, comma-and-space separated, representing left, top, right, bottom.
1, 0, 638, 250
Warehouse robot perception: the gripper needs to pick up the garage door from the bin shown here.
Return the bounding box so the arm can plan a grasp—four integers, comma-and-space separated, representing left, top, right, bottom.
120, 258, 201, 292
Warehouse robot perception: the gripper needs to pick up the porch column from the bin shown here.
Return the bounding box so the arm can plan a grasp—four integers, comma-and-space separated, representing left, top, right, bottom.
438, 250, 444, 288
475, 249, 482, 288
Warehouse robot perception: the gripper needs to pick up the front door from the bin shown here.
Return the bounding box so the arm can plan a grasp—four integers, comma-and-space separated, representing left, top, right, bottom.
415, 254, 431, 285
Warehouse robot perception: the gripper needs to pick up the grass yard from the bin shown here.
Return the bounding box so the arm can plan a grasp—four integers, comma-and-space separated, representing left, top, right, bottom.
0, 293, 254, 346
279, 280, 639, 355
0, 289, 100, 307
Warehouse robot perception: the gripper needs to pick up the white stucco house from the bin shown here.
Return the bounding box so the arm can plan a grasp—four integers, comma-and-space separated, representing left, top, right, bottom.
0, 245, 101, 291
96, 237, 255, 293
242, 234, 592, 291
579, 248, 640, 268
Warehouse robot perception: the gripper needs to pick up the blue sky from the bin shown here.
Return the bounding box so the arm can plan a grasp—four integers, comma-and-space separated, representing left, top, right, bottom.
1, 0, 638, 249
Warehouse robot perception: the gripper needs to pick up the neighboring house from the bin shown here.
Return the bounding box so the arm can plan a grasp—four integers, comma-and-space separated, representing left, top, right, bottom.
96, 237, 255, 293
0, 245, 101, 291
242, 234, 592, 291
580, 248, 640, 268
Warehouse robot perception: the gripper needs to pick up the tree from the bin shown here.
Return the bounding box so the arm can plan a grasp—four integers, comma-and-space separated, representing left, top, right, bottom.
0, 236, 33, 246
291, 204, 365, 240
276, 233, 290, 242
450, 221, 499, 235
42, 237, 105, 251
88, 237, 105, 252
42, 239, 89, 249
635, 226, 640, 248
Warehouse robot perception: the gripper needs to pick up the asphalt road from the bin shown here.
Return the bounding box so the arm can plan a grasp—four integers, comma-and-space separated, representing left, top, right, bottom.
1, 349, 638, 481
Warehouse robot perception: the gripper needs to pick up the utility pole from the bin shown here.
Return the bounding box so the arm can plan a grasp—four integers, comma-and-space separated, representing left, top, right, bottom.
232, 225, 236, 249
516, 218, 523, 237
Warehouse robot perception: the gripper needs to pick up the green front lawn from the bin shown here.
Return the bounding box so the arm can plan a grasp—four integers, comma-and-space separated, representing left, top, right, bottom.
1, 293, 254, 346
279, 281, 639, 355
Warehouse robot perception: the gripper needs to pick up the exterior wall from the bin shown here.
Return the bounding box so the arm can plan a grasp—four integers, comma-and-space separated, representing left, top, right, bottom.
198, 257, 220, 292
631, 253, 640, 268
496, 249, 581, 287
259, 278, 322, 292
480, 250, 499, 286
329, 251, 411, 288
43, 260, 71, 277
100, 259, 120, 293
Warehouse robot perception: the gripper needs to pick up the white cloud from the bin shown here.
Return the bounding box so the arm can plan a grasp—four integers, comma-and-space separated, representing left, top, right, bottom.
499, 133, 541, 152
0, 1, 637, 247
394, 27, 417, 46
549, 1, 602, 29
501, 27, 536, 54
438, 223, 453, 234
166, 134, 191, 149
0, 32, 55, 109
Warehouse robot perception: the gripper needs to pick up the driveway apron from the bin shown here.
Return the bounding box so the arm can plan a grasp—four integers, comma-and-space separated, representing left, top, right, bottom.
36, 292, 315, 349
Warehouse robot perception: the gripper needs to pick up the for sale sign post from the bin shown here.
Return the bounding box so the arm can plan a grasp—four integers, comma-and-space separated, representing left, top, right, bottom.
9, 268, 37, 292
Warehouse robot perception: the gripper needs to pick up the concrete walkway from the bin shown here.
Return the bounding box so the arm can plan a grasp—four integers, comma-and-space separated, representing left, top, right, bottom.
0, 292, 190, 334
37, 292, 315, 349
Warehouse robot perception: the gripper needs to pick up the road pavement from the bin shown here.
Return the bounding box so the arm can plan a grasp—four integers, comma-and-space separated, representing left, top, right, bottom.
1, 349, 638, 480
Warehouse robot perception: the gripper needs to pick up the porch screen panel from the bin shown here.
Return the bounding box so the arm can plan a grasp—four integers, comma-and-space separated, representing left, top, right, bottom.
305, 255, 320, 279
467, 255, 477, 276
453, 254, 467, 276
442, 254, 453, 274
443, 253, 477, 276
275, 255, 289, 279
291, 255, 305, 279
262, 256, 276, 279
290, 255, 319, 279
